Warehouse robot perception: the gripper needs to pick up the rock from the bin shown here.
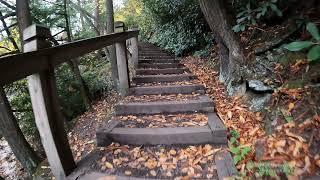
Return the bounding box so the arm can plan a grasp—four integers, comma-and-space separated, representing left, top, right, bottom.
247, 80, 273, 93
248, 93, 272, 112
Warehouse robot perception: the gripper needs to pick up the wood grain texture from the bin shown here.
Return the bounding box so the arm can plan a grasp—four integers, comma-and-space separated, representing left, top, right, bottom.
0, 30, 139, 86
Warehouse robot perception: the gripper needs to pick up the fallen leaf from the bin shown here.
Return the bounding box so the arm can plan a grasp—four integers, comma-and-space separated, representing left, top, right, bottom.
227, 111, 233, 119
288, 103, 295, 111
105, 162, 113, 169
150, 170, 157, 176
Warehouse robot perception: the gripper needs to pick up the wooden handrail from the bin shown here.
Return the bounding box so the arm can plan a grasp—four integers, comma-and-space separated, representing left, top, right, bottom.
0, 30, 139, 86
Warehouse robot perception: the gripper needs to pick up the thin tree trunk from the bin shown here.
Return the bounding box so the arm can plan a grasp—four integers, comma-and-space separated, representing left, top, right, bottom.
77, 0, 85, 29
105, 0, 119, 89
94, 0, 101, 35
0, 87, 40, 175
0, 11, 19, 50
16, 0, 32, 50
198, 0, 245, 95
63, 0, 92, 109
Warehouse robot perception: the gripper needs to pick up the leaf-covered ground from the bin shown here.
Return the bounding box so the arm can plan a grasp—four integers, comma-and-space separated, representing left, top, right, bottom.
182, 55, 320, 178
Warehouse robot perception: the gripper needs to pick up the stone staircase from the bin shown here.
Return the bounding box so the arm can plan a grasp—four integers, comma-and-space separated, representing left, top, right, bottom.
95, 43, 237, 179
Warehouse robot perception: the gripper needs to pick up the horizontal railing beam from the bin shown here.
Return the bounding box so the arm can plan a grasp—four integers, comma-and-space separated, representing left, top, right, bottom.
0, 30, 139, 86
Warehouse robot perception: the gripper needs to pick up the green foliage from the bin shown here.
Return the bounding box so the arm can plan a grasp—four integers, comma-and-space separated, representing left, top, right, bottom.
233, 0, 283, 32
141, 0, 210, 55
229, 129, 251, 165
284, 22, 320, 62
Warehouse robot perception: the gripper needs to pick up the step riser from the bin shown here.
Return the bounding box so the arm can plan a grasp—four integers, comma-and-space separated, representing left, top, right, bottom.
98, 127, 226, 146
115, 99, 214, 115
139, 60, 179, 64
136, 68, 188, 75
129, 85, 205, 95
139, 63, 183, 69
139, 56, 174, 59
133, 75, 196, 84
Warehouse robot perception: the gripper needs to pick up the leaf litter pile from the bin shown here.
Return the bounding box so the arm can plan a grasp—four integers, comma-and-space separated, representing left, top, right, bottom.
182, 56, 320, 177
98, 143, 220, 179
115, 113, 208, 128
123, 93, 201, 103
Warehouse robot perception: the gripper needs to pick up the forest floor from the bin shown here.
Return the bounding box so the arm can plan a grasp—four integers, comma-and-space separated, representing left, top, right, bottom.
1, 51, 320, 179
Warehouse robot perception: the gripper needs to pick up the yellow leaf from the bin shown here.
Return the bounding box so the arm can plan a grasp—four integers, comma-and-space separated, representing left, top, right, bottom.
105, 162, 113, 169
288, 103, 295, 111
274, 140, 286, 148
169, 149, 177, 155
227, 111, 233, 119
239, 115, 245, 123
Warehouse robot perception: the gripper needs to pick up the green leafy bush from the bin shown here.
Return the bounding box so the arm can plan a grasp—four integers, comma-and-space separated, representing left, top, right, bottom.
284, 22, 320, 62
142, 0, 210, 55
233, 0, 283, 32
229, 129, 252, 165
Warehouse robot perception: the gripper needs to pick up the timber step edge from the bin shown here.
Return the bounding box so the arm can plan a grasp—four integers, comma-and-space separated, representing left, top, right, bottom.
139, 56, 174, 59
138, 59, 179, 64
115, 95, 214, 115
136, 68, 189, 75
96, 112, 227, 146
133, 74, 196, 84
129, 84, 205, 95
138, 63, 183, 69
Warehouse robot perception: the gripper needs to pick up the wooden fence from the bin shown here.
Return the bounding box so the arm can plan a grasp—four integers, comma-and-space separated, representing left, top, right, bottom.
0, 24, 139, 179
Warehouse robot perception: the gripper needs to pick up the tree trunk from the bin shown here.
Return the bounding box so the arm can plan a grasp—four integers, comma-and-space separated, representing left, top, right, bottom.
63, 0, 92, 109
16, 0, 32, 49
198, 0, 246, 95
77, 0, 85, 29
0, 87, 40, 175
105, 0, 119, 89
94, 0, 101, 35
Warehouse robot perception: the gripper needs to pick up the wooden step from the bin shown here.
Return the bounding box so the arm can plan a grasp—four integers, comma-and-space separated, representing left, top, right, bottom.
136, 68, 188, 75
115, 95, 214, 115
133, 74, 196, 84
138, 63, 183, 69
139, 56, 174, 59
139, 59, 179, 64
96, 113, 227, 146
129, 84, 205, 95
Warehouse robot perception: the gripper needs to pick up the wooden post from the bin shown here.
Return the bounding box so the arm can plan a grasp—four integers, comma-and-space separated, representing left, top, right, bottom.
115, 22, 130, 96
23, 25, 76, 179
130, 30, 139, 68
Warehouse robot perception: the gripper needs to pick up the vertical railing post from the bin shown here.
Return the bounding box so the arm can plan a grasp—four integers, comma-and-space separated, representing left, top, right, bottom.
115, 22, 130, 96
131, 28, 139, 69
23, 25, 76, 179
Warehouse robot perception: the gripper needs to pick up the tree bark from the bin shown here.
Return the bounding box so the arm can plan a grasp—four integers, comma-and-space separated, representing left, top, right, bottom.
63, 0, 92, 109
16, 0, 32, 49
0, 87, 40, 175
105, 0, 119, 89
199, 0, 246, 95
94, 0, 101, 35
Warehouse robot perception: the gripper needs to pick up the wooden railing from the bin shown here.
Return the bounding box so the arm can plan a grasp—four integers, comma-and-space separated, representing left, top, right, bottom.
0, 24, 139, 179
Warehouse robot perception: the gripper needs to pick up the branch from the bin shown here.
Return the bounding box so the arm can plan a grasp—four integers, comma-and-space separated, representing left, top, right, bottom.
0, 46, 12, 51
0, 0, 15, 10
0, 50, 19, 57
0, 22, 17, 33
69, 1, 97, 21
0, 12, 16, 20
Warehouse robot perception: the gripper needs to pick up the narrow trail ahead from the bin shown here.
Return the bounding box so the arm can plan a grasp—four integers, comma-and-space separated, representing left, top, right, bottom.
72, 43, 237, 180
